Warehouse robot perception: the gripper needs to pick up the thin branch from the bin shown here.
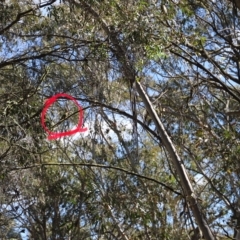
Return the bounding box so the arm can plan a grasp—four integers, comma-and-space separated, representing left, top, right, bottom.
0, 0, 57, 35
9, 162, 182, 196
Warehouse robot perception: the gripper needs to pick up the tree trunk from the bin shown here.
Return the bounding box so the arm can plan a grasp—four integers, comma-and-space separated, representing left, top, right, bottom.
231, 0, 240, 10
135, 82, 215, 240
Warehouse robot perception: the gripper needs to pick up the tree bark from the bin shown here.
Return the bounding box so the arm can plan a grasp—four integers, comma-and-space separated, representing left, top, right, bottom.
231, 0, 240, 10
135, 82, 215, 240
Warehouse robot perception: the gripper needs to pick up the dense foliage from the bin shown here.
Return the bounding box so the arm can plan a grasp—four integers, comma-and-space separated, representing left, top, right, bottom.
1, 0, 240, 239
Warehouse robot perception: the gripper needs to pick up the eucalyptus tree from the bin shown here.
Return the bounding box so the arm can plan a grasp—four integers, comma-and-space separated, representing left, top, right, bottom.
62, 0, 216, 239
1, 0, 240, 239
163, 0, 240, 239
0, 0, 188, 238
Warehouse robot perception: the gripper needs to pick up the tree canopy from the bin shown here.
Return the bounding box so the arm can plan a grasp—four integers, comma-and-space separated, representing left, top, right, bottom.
1, 0, 240, 239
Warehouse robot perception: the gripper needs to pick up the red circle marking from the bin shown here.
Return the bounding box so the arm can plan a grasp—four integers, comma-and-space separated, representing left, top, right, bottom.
41, 93, 87, 140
